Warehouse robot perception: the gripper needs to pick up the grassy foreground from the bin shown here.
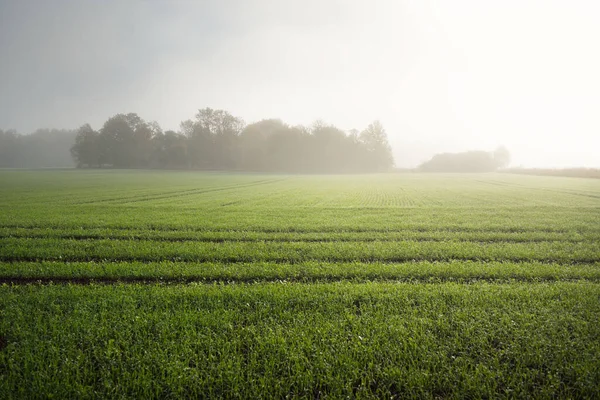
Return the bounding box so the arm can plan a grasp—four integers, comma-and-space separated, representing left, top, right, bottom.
0, 170, 599, 398
2, 282, 599, 399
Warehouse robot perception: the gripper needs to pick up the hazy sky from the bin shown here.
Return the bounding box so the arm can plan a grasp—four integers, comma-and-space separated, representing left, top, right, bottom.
1, 0, 599, 168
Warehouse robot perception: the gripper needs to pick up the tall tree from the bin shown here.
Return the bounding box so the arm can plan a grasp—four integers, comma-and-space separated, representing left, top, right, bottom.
310, 122, 350, 172
265, 125, 310, 172
181, 118, 213, 168
0, 129, 22, 167
194, 108, 244, 169
359, 121, 394, 171
151, 130, 188, 168
493, 146, 511, 169
239, 119, 287, 171
98, 113, 156, 168
99, 114, 136, 167
71, 124, 100, 167
132, 120, 161, 167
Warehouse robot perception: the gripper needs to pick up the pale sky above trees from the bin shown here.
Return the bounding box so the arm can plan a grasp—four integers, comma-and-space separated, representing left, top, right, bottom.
1, 0, 599, 168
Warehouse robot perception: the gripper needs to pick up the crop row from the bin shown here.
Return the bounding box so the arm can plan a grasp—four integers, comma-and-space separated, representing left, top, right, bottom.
2, 207, 599, 237
1, 260, 599, 283
1, 282, 599, 398
2, 226, 600, 243
2, 237, 598, 263
4, 222, 600, 234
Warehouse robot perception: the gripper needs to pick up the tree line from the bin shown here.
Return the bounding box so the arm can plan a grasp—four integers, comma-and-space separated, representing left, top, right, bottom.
417, 147, 510, 172
70, 108, 395, 173
0, 129, 77, 168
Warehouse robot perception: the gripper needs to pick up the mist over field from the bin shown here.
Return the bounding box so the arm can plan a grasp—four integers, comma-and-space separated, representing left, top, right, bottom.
2, 3, 600, 396
2, 170, 600, 397
1, 0, 599, 168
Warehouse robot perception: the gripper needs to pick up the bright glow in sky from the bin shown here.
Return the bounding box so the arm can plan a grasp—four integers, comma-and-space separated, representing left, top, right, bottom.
1, 0, 599, 168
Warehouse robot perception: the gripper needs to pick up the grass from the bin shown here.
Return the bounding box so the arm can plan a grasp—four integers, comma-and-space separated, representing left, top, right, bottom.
1, 237, 599, 264
0, 170, 599, 398
1, 282, 599, 399
0, 260, 599, 284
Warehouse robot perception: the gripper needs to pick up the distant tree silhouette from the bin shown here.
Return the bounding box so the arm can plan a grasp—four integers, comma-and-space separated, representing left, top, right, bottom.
418, 147, 510, 172
359, 121, 394, 172
239, 119, 288, 171
0, 129, 22, 167
88, 113, 164, 168
2, 107, 396, 172
493, 146, 511, 169
71, 124, 100, 167
151, 130, 188, 169
180, 108, 245, 169
98, 114, 137, 167
1, 128, 76, 168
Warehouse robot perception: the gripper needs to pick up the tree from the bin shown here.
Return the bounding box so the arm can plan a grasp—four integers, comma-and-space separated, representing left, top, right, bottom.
310, 122, 350, 172
24, 129, 77, 168
239, 119, 288, 171
71, 124, 100, 167
418, 148, 510, 172
493, 146, 511, 169
98, 113, 156, 168
195, 108, 245, 137
0, 129, 23, 167
99, 114, 136, 167
182, 118, 213, 168
132, 120, 161, 167
359, 121, 394, 171
193, 108, 244, 169
151, 130, 188, 168
56, 107, 401, 172
265, 125, 310, 172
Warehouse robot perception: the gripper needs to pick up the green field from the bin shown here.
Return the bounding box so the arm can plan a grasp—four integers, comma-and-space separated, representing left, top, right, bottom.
1, 171, 599, 398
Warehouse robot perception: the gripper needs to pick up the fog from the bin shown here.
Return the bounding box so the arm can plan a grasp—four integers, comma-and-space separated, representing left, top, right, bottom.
1, 0, 599, 168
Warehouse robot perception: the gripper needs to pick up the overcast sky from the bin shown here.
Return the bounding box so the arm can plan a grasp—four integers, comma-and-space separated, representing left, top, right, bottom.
1, 0, 599, 168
